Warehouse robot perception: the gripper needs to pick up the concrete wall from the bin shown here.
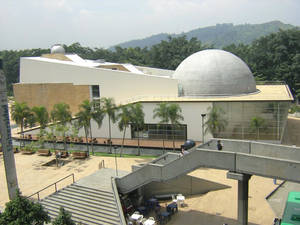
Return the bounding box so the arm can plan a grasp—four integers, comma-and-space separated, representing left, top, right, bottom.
13, 83, 90, 114
204, 138, 300, 161
19, 58, 178, 105
282, 117, 300, 146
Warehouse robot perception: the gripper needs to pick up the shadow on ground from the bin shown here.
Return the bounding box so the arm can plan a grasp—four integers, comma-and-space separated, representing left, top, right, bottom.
167, 209, 259, 225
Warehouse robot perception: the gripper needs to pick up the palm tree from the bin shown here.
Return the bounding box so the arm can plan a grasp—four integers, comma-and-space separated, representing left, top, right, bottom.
205, 106, 228, 138
153, 102, 169, 153
50, 103, 72, 150
130, 103, 145, 155
76, 100, 104, 154
101, 97, 117, 153
168, 103, 184, 151
250, 116, 265, 140
76, 101, 92, 153
32, 106, 49, 148
11, 102, 33, 147
117, 104, 132, 156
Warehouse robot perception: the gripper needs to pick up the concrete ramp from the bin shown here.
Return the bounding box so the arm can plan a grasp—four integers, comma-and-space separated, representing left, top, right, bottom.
117, 139, 300, 194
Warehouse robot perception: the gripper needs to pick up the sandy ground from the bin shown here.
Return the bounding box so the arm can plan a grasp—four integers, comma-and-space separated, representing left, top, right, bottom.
0, 152, 277, 225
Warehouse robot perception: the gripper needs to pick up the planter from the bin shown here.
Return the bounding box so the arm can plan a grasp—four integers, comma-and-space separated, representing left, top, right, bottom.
37, 149, 51, 156
21, 149, 35, 154
72, 151, 88, 159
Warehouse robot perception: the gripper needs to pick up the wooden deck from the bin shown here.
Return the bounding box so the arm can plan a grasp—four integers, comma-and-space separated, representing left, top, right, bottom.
15, 135, 201, 149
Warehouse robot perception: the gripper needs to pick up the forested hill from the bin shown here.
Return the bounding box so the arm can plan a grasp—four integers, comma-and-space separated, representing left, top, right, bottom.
113, 21, 295, 49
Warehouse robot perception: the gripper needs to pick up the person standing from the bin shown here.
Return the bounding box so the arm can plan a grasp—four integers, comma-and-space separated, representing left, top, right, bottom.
217, 140, 223, 151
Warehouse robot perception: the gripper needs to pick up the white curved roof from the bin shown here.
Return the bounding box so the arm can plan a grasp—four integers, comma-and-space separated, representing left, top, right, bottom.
173, 49, 257, 96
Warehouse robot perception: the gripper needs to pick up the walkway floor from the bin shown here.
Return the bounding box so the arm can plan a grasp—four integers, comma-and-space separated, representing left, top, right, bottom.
15, 134, 201, 149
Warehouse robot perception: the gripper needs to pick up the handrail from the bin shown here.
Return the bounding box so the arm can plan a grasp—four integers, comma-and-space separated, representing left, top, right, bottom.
111, 177, 127, 225
27, 173, 75, 201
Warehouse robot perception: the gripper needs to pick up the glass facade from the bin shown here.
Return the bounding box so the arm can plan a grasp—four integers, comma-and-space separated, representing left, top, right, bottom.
131, 123, 187, 140
213, 101, 290, 141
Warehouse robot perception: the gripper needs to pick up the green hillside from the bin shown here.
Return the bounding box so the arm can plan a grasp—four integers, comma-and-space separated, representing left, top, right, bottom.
113, 21, 295, 49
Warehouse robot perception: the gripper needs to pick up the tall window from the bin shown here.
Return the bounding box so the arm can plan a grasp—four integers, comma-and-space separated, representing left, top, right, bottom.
91, 85, 100, 109
92, 85, 100, 98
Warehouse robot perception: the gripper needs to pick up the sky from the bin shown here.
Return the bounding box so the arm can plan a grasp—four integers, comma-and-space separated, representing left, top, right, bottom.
0, 0, 300, 50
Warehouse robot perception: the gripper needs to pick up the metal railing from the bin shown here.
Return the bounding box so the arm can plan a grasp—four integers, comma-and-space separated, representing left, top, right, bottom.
27, 173, 75, 201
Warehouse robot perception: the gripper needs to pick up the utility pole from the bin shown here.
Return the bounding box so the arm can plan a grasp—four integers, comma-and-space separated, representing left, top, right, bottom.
0, 58, 19, 199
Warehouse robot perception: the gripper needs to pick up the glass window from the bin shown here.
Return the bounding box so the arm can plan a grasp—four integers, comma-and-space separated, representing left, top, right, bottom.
131, 123, 187, 140
92, 85, 100, 98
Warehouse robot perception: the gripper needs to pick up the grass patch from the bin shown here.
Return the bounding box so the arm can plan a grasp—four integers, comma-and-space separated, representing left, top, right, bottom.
47, 149, 156, 158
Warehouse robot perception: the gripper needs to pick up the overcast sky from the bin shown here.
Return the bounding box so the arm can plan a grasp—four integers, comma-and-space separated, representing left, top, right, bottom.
1, 0, 299, 50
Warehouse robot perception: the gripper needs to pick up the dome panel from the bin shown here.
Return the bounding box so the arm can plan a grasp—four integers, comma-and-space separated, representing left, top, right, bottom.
50, 44, 65, 54
173, 49, 257, 96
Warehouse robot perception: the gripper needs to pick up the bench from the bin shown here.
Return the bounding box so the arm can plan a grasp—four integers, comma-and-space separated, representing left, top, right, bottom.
37, 149, 51, 156
72, 151, 88, 159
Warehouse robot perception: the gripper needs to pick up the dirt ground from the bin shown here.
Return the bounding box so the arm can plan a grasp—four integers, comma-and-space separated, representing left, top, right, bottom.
0, 152, 276, 225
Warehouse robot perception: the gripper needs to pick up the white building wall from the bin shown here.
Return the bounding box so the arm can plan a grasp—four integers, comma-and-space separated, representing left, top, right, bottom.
20, 58, 178, 104
88, 101, 213, 142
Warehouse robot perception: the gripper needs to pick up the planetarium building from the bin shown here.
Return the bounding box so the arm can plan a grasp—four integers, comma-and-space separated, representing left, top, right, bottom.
13, 47, 292, 143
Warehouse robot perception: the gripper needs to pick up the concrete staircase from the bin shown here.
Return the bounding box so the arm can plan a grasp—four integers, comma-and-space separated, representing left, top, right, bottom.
40, 183, 121, 225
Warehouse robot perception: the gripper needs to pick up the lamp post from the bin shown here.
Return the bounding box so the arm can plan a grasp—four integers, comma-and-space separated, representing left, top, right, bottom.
114, 146, 118, 176
201, 114, 206, 143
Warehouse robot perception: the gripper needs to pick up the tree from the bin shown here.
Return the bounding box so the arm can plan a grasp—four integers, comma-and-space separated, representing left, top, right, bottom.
52, 207, 75, 225
117, 104, 132, 156
130, 103, 145, 155
32, 106, 49, 148
46, 125, 57, 151
101, 97, 117, 153
205, 106, 228, 138
76, 100, 104, 154
50, 103, 72, 150
250, 116, 266, 139
11, 102, 34, 147
153, 102, 170, 153
0, 189, 50, 225
168, 103, 184, 151
148, 36, 210, 70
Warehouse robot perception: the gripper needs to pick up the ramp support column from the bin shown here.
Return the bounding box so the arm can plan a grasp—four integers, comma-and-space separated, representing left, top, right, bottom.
227, 172, 251, 225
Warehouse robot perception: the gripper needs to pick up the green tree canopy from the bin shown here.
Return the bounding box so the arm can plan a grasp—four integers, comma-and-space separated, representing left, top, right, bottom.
168, 103, 184, 150
0, 189, 50, 225
32, 106, 49, 129
51, 103, 72, 150
76, 100, 104, 154
130, 103, 145, 155
51, 103, 72, 125
101, 97, 117, 153
153, 102, 170, 152
205, 106, 228, 137
52, 207, 75, 225
117, 104, 132, 156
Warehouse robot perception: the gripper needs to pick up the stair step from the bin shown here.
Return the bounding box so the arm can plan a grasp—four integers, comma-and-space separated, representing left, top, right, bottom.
42, 196, 119, 217
71, 184, 114, 197
46, 207, 118, 225
63, 187, 114, 202
42, 201, 120, 225
53, 191, 117, 209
